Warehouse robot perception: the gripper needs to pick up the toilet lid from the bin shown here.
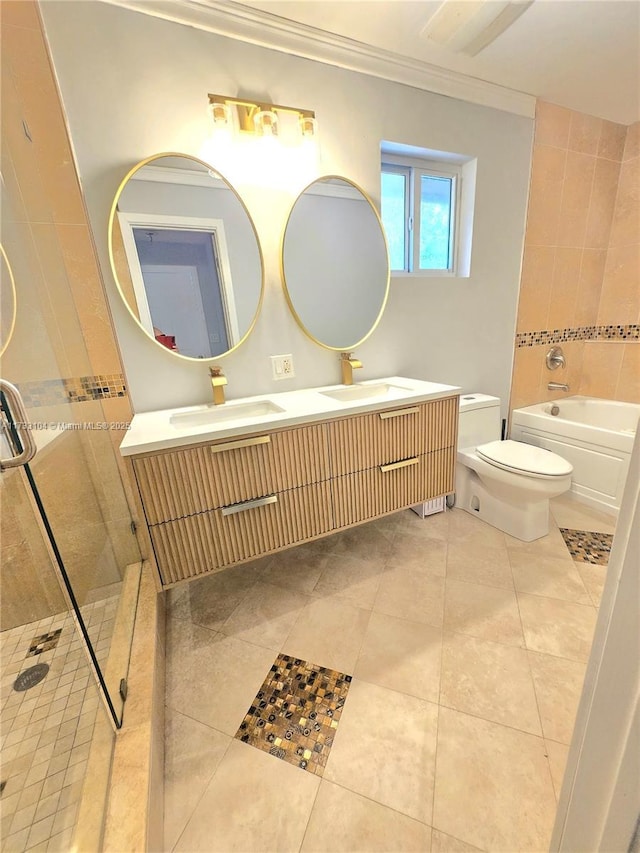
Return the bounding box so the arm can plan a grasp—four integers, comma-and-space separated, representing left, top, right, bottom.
476, 440, 573, 477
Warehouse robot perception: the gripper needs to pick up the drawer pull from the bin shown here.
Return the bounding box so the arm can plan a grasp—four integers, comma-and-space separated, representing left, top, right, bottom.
379, 457, 419, 473
221, 494, 278, 516
211, 435, 271, 454
379, 407, 420, 420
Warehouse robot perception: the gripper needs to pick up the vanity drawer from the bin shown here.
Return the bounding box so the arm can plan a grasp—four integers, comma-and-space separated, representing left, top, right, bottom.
133, 422, 330, 524
149, 481, 333, 585
332, 446, 455, 527
328, 396, 458, 477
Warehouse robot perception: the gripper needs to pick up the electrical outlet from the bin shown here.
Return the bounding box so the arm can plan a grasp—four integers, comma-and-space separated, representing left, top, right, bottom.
271, 354, 295, 380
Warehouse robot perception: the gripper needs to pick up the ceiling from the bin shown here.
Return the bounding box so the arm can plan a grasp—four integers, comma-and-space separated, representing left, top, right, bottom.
236, 0, 640, 125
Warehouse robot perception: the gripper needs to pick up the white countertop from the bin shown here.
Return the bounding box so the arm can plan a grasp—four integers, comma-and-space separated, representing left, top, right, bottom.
120, 377, 461, 456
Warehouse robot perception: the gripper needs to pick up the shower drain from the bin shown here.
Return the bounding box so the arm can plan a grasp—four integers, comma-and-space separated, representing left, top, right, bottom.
13, 663, 49, 692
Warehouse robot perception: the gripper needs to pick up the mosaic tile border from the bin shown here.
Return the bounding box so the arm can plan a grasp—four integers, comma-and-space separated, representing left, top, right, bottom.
560, 528, 613, 566
16, 374, 127, 407
236, 654, 352, 777
516, 324, 640, 348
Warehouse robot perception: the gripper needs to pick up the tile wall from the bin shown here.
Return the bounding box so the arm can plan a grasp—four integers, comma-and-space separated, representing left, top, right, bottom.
510, 103, 639, 410
1, 0, 139, 628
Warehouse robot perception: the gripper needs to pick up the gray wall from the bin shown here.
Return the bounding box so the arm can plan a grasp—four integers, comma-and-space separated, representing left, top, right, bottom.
41, 1, 533, 416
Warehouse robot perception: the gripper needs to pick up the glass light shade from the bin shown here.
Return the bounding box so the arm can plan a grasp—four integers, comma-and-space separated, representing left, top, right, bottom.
253, 109, 279, 136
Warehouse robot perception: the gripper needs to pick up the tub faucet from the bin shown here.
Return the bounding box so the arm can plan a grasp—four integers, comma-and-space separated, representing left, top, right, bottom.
548, 382, 569, 392
340, 352, 362, 385
209, 366, 227, 405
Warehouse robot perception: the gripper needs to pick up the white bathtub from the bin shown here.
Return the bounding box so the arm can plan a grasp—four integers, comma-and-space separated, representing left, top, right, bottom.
510, 396, 640, 515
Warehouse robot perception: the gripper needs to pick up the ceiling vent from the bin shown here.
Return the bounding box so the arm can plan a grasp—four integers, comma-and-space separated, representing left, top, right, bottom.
421, 0, 535, 56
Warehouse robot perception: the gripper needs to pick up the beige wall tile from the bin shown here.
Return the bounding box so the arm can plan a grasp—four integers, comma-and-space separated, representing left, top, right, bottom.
568, 111, 602, 155
579, 341, 624, 398
609, 156, 640, 248
616, 344, 640, 403
598, 120, 627, 161
56, 224, 125, 376
585, 157, 621, 249
516, 246, 554, 332
598, 243, 640, 325
541, 340, 583, 402
557, 152, 596, 248
524, 145, 566, 247
575, 249, 606, 326
3, 23, 86, 225
1, 60, 52, 226
433, 707, 556, 852
535, 101, 572, 148
510, 345, 544, 410
623, 121, 640, 161
1, 0, 41, 29
548, 247, 582, 329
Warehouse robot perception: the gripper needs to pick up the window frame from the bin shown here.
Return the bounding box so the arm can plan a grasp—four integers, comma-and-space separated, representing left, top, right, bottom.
381, 154, 462, 277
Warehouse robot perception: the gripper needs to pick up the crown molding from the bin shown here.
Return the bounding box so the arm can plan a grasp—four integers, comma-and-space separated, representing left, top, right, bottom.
98, 0, 536, 118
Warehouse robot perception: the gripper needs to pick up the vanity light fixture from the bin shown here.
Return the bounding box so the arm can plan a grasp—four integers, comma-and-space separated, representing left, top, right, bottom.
208, 94, 316, 140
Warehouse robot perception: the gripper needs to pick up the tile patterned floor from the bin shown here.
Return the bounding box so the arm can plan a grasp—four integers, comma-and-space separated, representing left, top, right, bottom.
236, 654, 351, 777
559, 528, 613, 565
164, 496, 616, 853
0, 597, 117, 852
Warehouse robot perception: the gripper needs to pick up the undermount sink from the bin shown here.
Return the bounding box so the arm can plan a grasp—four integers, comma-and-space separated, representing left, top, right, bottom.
170, 399, 284, 429
320, 382, 411, 403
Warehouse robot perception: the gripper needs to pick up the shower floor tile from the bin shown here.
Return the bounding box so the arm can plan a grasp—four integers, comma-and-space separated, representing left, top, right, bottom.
235, 654, 352, 777
0, 596, 118, 852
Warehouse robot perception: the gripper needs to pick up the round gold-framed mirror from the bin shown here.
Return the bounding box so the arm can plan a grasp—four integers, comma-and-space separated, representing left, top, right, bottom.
281, 175, 390, 351
108, 153, 264, 361
0, 244, 17, 357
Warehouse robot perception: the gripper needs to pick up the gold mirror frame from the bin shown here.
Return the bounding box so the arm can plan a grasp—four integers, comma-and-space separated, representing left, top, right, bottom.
108, 152, 265, 363
0, 244, 18, 357
280, 175, 390, 352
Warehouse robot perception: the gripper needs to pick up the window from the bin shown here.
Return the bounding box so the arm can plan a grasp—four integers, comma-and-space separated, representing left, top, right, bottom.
381, 152, 465, 275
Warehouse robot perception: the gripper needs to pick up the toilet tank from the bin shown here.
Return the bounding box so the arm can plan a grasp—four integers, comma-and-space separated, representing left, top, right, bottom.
458, 394, 501, 448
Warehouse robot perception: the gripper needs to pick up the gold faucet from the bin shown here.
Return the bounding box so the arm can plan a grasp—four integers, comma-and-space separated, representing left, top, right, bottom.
340, 352, 362, 386
209, 366, 227, 405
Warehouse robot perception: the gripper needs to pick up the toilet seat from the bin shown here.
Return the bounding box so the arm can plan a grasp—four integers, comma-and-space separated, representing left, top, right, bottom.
476, 440, 573, 479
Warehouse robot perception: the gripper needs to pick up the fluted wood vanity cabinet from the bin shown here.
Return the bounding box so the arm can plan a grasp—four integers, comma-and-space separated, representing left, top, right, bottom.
130, 395, 458, 588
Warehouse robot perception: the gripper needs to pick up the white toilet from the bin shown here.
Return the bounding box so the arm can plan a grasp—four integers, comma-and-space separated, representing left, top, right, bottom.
455, 394, 573, 541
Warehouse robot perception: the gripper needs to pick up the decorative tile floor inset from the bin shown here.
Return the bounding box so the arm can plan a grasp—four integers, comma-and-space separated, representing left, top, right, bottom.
236, 654, 352, 776
560, 528, 613, 566
27, 627, 62, 656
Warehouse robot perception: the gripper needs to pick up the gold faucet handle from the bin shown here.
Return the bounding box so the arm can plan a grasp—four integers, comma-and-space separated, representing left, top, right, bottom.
209, 366, 227, 384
